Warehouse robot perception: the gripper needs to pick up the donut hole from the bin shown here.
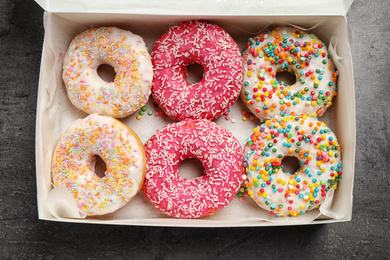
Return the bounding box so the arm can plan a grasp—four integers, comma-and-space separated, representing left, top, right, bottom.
97, 64, 116, 83
281, 156, 300, 175
185, 62, 204, 84
93, 155, 107, 178
276, 71, 297, 86
179, 158, 205, 179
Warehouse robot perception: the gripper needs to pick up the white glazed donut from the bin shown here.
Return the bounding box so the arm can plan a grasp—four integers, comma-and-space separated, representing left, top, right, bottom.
242, 114, 342, 217
62, 27, 153, 118
241, 25, 338, 119
51, 114, 146, 216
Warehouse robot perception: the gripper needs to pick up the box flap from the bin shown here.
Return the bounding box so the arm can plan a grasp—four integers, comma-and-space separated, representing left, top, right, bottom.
343, 0, 354, 12
35, 0, 354, 16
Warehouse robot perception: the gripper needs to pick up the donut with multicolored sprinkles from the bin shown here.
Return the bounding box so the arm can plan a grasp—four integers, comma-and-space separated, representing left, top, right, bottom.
242, 114, 342, 217
241, 25, 338, 119
51, 114, 146, 216
151, 20, 243, 121
143, 119, 243, 219
62, 27, 153, 118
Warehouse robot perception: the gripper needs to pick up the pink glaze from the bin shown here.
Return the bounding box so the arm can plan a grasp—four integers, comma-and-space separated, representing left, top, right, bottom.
143, 119, 243, 219
151, 20, 243, 121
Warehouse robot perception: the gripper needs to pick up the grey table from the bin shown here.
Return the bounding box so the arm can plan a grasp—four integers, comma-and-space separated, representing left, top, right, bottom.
1, 0, 389, 258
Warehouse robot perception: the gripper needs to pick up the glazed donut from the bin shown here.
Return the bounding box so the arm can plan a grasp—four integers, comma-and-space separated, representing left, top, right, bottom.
62, 27, 153, 118
151, 20, 243, 121
143, 119, 243, 218
243, 114, 342, 217
51, 114, 146, 216
241, 25, 338, 119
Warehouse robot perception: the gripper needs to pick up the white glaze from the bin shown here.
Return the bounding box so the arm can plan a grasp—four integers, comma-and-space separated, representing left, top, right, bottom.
242, 26, 338, 119
51, 114, 146, 216
62, 27, 153, 118
243, 115, 342, 217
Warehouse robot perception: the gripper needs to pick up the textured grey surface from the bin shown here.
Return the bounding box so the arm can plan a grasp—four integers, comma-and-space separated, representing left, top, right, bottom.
0, 0, 389, 259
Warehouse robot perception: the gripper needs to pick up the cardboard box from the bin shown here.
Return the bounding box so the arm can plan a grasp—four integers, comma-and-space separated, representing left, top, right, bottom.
35, 0, 355, 226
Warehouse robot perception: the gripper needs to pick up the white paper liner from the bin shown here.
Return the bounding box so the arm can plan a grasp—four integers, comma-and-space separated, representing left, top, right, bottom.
36, 12, 355, 226
47, 186, 87, 219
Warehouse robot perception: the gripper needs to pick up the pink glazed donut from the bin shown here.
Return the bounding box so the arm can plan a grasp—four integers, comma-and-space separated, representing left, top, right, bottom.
142, 119, 243, 218
151, 20, 243, 121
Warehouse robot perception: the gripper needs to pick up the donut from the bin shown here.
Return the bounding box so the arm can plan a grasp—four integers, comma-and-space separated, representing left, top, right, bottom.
241, 25, 338, 119
143, 119, 243, 218
242, 114, 342, 217
62, 27, 153, 118
51, 114, 146, 216
151, 20, 243, 121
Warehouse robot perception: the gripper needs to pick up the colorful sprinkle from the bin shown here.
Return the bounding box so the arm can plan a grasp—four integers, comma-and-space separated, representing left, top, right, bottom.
241, 26, 338, 119
51, 114, 145, 216
242, 114, 342, 217
62, 27, 153, 118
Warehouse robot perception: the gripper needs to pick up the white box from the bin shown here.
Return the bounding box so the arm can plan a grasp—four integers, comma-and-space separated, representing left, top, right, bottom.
35, 0, 355, 227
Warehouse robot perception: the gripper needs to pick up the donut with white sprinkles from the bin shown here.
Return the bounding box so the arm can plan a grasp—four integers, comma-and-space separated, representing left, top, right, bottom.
241, 25, 338, 119
143, 119, 243, 218
151, 20, 243, 121
243, 114, 342, 217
